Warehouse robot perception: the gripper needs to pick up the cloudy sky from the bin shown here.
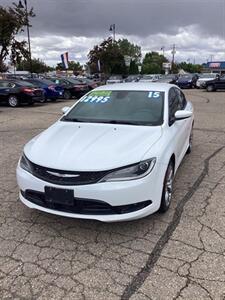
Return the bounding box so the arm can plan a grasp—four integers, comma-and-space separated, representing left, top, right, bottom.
1, 0, 225, 66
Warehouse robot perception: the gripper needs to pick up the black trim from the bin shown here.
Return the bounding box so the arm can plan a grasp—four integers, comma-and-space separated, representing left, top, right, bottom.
21, 190, 152, 215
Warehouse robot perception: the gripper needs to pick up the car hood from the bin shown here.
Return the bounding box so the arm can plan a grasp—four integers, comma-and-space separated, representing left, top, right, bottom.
107, 79, 122, 83
178, 78, 192, 83
198, 78, 214, 82
24, 121, 162, 171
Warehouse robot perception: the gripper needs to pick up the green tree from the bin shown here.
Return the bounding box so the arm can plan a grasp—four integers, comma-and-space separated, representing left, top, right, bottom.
117, 38, 141, 63
56, 60, 83, 72
142, 51, 169, 74
88, 38, 126, 75
17, 58, 52, 73
0, 1, 35, 72
177, 62, 202, 73
129, 60, 139, 74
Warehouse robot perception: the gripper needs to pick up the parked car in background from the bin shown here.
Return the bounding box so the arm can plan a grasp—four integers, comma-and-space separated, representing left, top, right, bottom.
124, 75, 141, 82
76, 78, 99, 91
17, 83, 194, 222
176, 74, 198, 89
158, 74, 178, 84
49, 77, 89, 99
25, 78, 63, 101
205, 74, 225, 92
196, 73, 219, 88
139, 74, 159, 82
106, 75, 123, 84
0, 80, 45, 107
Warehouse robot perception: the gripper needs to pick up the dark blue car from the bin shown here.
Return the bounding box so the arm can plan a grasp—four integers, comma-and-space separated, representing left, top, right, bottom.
26, 79, 64, 101
176, 74, 198, 89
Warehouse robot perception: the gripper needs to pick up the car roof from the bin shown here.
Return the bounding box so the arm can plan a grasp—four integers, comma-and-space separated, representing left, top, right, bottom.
94, 82, 175, 92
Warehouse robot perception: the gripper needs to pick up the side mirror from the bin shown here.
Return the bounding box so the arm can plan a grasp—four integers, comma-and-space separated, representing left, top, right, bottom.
175, 110, 192, 120
61, 106, 70, 114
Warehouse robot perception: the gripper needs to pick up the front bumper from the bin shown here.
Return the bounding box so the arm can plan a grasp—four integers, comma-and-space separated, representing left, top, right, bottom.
177, 82, 193, 89
16, 163, 166, 222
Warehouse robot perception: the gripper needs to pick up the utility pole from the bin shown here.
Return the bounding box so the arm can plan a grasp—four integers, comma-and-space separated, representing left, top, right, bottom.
109, 24, 116, 42
18, 0, 33, 77
171, 44, 176, 73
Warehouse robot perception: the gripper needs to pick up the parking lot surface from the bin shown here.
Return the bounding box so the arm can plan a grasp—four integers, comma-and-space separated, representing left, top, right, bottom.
1, 90, 225, 299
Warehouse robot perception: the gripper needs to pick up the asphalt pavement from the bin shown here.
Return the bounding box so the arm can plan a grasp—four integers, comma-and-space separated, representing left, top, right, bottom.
0, 90, 225, 299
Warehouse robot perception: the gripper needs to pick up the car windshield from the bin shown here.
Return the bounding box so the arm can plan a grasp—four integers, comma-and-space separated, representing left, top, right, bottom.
62, 90, 164, 126
39, 79, 55, 85
14, 80, 35, 87
66, 78, 82, 84
180, 75, 192, 79
109, 76, 122, 80
142, 75, 154, 79
199, 74, 216, 78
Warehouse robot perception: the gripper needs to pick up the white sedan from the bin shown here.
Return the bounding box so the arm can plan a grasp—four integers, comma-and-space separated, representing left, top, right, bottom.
17, 83, 194, 222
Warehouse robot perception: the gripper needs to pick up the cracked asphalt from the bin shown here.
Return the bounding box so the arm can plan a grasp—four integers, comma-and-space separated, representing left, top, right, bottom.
0, 89, 225, 299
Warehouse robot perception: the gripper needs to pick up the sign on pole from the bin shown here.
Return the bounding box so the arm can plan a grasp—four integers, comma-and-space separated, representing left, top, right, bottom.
124, 55, 132, 67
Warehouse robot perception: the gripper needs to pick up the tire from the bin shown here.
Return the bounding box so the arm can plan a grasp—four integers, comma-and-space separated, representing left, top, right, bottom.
39, 97, 47, 103
159, 160, 174, 213
64, 90, 71, 100
206, 85, 214, 92
8, 95, 19, 107
186, 126, 193, 154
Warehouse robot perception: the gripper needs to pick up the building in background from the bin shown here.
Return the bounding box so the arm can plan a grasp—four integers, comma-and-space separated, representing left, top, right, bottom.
202, 61, 225, 75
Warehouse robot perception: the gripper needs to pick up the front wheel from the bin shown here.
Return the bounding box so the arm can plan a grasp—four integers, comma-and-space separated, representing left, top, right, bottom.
186, 126, 193, 154
8, 95, 19, 107
206, 85, 214, 92
39, 97, 47, 103
159, 161, 174, 213
63, 90, 71, 100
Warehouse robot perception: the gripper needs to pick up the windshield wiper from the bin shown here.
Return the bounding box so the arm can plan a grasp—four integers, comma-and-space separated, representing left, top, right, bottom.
62, 117, 86, 122
106, 120, 154, 126
62, 117, 156, 126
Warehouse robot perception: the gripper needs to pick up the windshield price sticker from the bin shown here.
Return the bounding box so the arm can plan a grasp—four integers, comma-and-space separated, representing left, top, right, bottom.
148, 91, 160, 99
80, 91, 112, 104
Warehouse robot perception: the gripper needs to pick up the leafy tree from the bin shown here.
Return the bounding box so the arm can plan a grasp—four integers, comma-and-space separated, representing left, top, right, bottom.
117, 38, 141, 63
17, 58, 52, 73
88, 38, 126, 75
56, 60, 83, 73
0, 2, 35, 72
129, 60, 139, 74
177, 62, 202, 73
142, 51, 169, 74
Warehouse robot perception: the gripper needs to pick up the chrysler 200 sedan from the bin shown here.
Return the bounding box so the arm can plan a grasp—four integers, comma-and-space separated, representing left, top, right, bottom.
17, 83, 194, 222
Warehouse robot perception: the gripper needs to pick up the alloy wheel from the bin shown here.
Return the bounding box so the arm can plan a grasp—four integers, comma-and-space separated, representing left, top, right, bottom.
8, 95, 19, 107
164, 165, 173, 207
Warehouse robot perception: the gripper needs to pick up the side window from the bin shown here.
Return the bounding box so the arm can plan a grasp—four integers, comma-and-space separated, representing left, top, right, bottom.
0, 81, 10, 88
8, 82, 16, 88
168, 88, 180, 125
175, 88, 187, 109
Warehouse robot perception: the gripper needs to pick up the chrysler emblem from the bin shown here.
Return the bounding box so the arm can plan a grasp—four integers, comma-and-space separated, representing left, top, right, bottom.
47, 171, 80, 178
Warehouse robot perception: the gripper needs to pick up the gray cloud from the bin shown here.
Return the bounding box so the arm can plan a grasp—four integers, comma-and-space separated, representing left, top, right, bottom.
1, 0, 225, 38
1, 0, 225, 65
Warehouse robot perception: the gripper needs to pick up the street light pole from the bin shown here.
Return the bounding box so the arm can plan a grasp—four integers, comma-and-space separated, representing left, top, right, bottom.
19, 0, 32, 77
109, 24, 116, 42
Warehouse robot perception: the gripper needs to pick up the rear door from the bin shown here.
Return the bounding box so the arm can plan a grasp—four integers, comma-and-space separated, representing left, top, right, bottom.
0, 81, 14, 102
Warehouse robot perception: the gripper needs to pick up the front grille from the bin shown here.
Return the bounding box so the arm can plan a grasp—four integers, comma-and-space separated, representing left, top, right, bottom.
21, 190, 152, 215
29, 160, 110, 185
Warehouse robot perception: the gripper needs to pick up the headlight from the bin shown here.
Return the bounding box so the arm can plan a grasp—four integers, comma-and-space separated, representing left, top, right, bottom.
20, 154, 33, 174
100, 158, 156, 182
